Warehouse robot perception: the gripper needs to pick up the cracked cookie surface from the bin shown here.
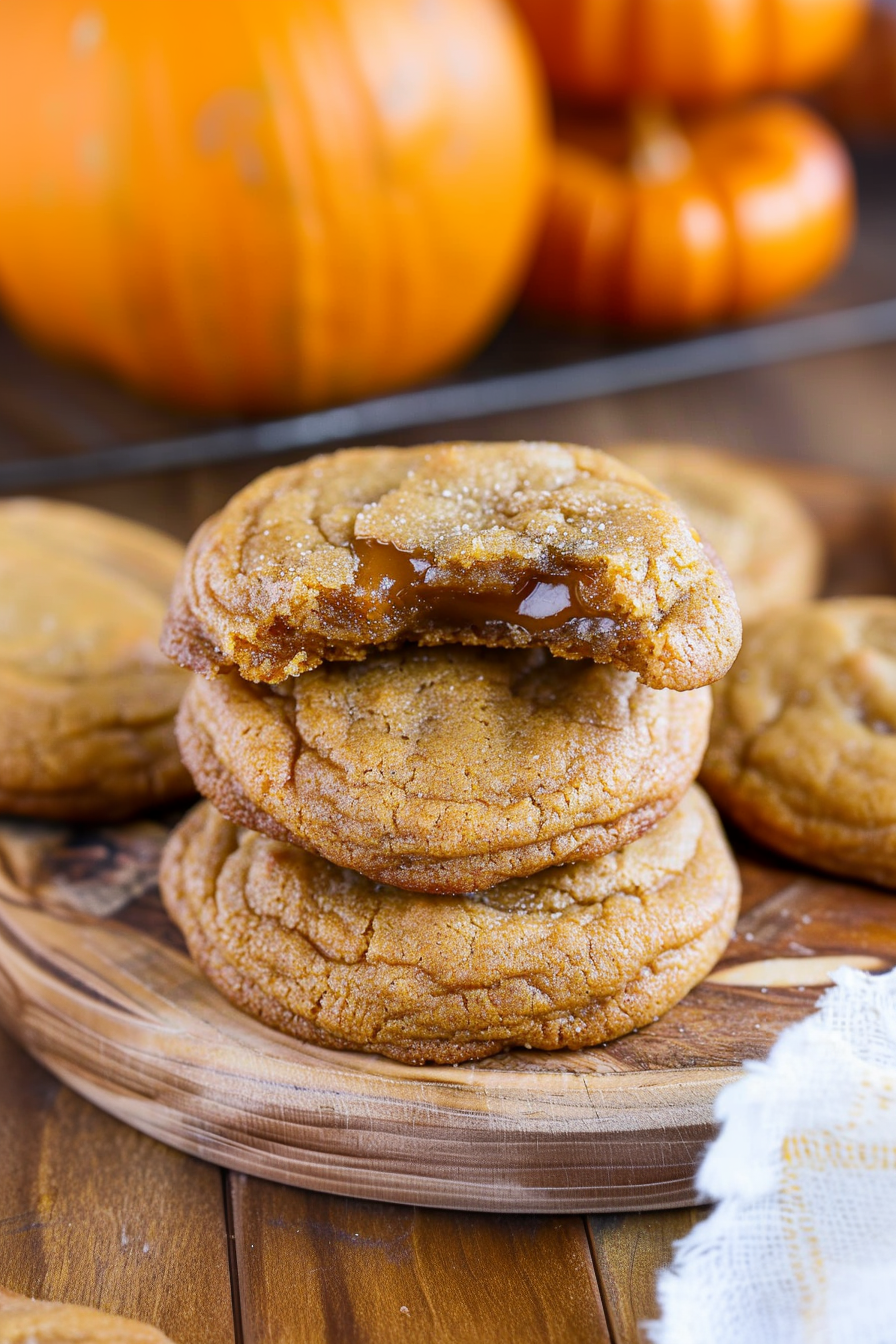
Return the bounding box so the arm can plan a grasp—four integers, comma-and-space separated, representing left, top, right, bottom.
0, 498, 193, 821
611, 444, 824, 623
177, 644, 711, 893
162, 442, 741, 691
703, 598, 896, 887
160, 787, 740, 1064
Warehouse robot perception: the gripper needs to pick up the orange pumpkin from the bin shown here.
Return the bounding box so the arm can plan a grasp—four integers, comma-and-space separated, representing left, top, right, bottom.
524, 100, 855, 331
513, 0, 869, 105
821, 2, 896, 135
0, 0, 547, 413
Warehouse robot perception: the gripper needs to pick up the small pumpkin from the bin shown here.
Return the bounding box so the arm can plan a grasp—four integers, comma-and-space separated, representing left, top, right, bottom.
821, 1, 896, 135
524, 99, 855, 331
0, 0, 547, 413
512, 0, 869, 105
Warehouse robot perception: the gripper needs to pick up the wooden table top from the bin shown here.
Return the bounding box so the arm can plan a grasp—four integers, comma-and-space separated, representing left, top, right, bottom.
0, 317, 894, 1342
1, 1023, 705, 1344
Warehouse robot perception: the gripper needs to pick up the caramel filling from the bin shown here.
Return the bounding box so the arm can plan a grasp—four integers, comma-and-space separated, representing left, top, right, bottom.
351, 539, 615, 636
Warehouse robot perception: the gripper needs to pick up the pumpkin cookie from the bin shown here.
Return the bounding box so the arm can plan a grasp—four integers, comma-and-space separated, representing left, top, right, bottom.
703, 598, 896, 887
162, 442, 741, 691
611, 444, 823, 622
0, 499, 193, 821
160, 787, 740, 1064
177, 644, 711, 894
0, 1286, 175, 1343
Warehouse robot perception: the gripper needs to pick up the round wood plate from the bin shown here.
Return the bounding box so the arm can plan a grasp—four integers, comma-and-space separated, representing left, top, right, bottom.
1, 461, 894, 1214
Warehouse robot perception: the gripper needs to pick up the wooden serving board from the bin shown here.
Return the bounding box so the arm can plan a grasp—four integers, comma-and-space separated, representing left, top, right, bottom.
0, 461, 894, 1215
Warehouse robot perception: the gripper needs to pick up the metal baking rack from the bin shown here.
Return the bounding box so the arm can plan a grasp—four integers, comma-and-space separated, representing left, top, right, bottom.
0, 145, 893, 492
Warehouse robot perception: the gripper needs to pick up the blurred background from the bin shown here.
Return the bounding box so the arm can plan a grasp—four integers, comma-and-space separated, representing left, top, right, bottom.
0, 0, 893, 539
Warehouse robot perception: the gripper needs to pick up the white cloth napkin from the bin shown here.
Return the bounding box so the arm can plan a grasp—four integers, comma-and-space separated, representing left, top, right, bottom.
646, 967, 896, 1344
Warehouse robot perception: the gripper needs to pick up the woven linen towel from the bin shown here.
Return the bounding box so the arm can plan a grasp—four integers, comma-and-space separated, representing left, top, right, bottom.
647, 966, 896, 1344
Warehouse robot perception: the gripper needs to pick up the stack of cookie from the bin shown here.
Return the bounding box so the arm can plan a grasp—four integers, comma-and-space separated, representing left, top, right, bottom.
160, 442, 743, 1064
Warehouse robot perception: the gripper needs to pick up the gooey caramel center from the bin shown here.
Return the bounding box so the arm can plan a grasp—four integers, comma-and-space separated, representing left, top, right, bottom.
351, 539, 615, 635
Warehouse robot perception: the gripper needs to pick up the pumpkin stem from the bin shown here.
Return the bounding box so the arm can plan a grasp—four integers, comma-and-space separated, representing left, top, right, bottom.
628, 102, 692, 183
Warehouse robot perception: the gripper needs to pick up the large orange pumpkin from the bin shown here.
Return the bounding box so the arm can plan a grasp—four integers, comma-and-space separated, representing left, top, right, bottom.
0, 0, 547, 413
512, 0, 869, 105
524, 100, 854, 330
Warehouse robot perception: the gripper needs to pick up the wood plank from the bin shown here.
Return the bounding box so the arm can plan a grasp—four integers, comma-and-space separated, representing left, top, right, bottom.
0, 1026, 236, 1344
229, 1176, 609, 1344
587, 1209, 708, 1344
